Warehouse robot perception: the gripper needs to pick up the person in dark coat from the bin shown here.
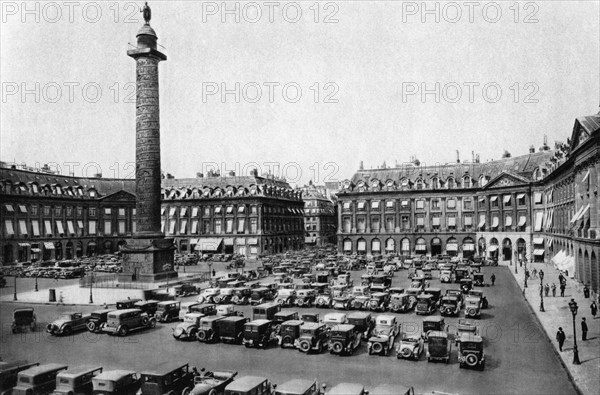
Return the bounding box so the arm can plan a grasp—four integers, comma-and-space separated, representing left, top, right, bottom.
581, 318, 588, 341
556, 327, 566, 351
591, 301, 598, 318
560, 283, 566, 297
490, 273, 496, 286
583, 284, 590, 298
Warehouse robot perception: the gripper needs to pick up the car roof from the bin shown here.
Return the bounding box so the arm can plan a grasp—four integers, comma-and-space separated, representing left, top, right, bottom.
428, 331, 448, 338
13, 307, 34, 312
94, 370, 136, 381
158, 300, 178, 305
247, 319, 271, 326
369, 384, 413, 395
57, 366, 103, 378
19, 364, 68, 376
276, 379, 317, 393
301, 322, 323, 330
459, 333, 483, 342
347, 312, 371, 319
281, 320, 304, 326
331, 324, 355, 332
141, 361, 189, 376
108, 308, 141, 315
116, 299, 140, 303
221, 316, 246, 322
324, 312, 347, 319
184, 312, 204, 318
418, 294, 433, 299
442, 295, 458, 300
427, 287, 441, 292
225, 376, 268, 391
327, 382, 364, 394
424, 316, 444, 322
201, 316, 225, 322
376, 314, 395, 321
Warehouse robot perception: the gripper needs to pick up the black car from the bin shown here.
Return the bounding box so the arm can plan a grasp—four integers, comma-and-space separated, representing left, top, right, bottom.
87, 310, 109, 332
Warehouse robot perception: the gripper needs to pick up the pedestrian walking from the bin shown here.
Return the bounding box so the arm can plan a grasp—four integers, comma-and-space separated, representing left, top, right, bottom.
490, 273, 496, 286
556, 327, 566, 351
525, 270, 530, 280
519, 259, 523, 267
560, 283, 566, 297
591, 301, 598, 318
558, 273, 565, 284
544, 283, 550, 297
532, 268, 537, 278
581, 317, 588, 341
583, 284, 590, 298
551, 283, 556, 297
212, 269, 216, 277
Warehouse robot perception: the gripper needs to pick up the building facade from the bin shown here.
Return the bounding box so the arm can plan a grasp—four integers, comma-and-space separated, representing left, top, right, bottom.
1, 169, 304, 264
300, 183, 337, 247
337, 111, 599, 294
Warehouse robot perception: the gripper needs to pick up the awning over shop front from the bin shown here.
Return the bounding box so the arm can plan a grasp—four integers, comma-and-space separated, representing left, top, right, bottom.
534, 249, 545, 256
18, 243, 31, 247
223, 238, 234, 246
44, 242, 55, 249
463, 243, 475, 251
305, 237, 316, 244
236, 238, 246, 245
31, 248, 41, 253
533, 237, 544, 245
195, 238, 223, 252
446, 244, 458, 251
248, 238, 259, 245
488, 245, 498, 252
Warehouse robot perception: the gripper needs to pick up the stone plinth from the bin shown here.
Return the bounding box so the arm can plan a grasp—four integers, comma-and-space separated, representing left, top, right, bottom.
119, 238, 177, 282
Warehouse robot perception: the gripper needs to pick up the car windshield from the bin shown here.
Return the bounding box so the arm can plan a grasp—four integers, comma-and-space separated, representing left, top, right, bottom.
461, 342, 482, 351
429, 338, 447, 346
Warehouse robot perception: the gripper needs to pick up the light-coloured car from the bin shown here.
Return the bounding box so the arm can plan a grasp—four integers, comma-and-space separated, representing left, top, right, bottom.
367, 315, 398, 356
197, 288, 220, 304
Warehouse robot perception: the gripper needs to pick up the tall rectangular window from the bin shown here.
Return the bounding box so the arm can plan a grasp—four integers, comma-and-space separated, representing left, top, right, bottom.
89, 220, 96, 235
371, 216, 380, 232
214, 219, 222, 234
250, 218, 258, 233
343, 217, 351, 233
104, 221, 112, 235
118, 221, 126, 235
237, 218, 245, 233
416, 200, 424, 210
401, 216, 410, 230
357, 217, 366, 232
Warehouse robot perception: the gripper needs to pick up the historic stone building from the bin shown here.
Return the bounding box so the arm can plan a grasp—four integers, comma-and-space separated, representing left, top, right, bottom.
337, 110, 599, 293
300, 183, 337, 247
1, 168, 304, 264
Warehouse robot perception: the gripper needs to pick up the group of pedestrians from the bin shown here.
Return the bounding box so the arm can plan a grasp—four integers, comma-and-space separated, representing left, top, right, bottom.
555, 300, 597, 351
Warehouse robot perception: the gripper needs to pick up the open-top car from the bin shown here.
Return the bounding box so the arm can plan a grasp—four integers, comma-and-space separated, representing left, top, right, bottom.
12, 308, 37, 333
197, 288, 220, 304
155, 301, 181, 323
440, 296, 462, 316
277, 320, 304, 348
367, 315, 398, 356
368, 292, 389, 312
294, 289, 316, 308
139, 362, 195, 395
189, 370, 237, 395
47, 312, 90, 336
423, 316, 446, 340
464, 296, 482, 318
388, 293, 414, 313
295, 322, 329, 353
468, 289, 489, 309
100, 308, 156, 336
173, 312, 205, 340
275, 289, 296, 307
457, 334, 485, 369
231, 287, 252, 305
197, 316, 225, 343
396, 332, 424, 360
243, 319, 276, 348
426, 331, 451, 363
329, 324, 362, 355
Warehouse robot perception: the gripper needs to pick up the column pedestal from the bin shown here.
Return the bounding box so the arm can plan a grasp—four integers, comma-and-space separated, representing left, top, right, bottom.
119, 238, 177, 282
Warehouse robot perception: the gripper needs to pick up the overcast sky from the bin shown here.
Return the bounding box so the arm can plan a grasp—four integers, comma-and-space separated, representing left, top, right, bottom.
1, 0, 598, 186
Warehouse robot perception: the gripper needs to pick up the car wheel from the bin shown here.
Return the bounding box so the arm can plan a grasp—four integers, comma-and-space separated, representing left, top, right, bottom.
299, 340, 311, 352
371, 342, 383, 354
197, 296, 205, 304
401, 348, 412, 359
181, 387, 192, 395
62, 326, 72, 336
332, 342, 343, 354
148, 319, 157, 328
466, 353, 478, 367
118, 326, 129, 336
197, 330, 208, 342
87, 321, 97, 332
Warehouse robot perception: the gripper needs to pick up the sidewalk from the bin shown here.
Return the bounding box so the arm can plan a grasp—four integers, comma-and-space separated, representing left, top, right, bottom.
505, 260, 600, 395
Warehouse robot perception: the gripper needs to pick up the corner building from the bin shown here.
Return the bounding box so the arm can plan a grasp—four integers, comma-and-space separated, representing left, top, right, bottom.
337, 110, 599, 294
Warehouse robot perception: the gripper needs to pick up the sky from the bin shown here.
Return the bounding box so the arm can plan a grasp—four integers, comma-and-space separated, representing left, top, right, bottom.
1, 0, 599, 187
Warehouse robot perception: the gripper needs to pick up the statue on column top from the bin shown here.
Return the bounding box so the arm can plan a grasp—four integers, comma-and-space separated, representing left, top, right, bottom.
141, 2, 151, 24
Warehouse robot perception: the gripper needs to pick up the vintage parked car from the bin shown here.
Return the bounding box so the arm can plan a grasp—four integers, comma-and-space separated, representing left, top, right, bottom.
440, 269, 454, 283
197, 316, 226, 343
216, 305, 243, 317
197, 288, 220, 304
323, 312, 347, 330
134, 300, 159, 317
115, 298, 142, 310
273, 379, 320, 395
464, 296, 482, 318
217, 316, 249, 344
347, 312, 375, 340
388, 294, 414, 313
273, 311, 300, 328
12, 363, 67, 395
396, 333, 424, 360
368, 292, 390, 312
0, 360, 40, 394
415, 294, 437, 315
468, 290, 489, 309
46, 312, 90, 336
11, 308, 37, 334
139, 362, 195, 395
367, 315, 399, 356
173, 282, 199, 297
214, 288, 235, 304
92, 370, 140, 394
440, 296, 462, 316
457, 334, 485, 369
473, 273, 486, 287
243, 319, 276, 348
52, 366, 103, 395
328, 324, 362, 355
295, 322, 329, 353
315, 290, 334, 309
422, 316, 446, 340
189, 370, 237, 395
179, 302, 201, 321
100, 309, 156, 336
224, 376, 271, 395
371, 274, 392, 289
173, 313, 205, 340
252, 302, 281, 321
460, 278, 474, 293
404, 287, 422, 306
455, 319, 479, 344
445, 289, 464, 304
332, 293, 353, 310
369, 384, 415, 395
421, 268, 433, 280
154, 301, 181, 323
231, 287, 252, 305
275, 289, 296, 307
189, 303, 217, 317
294, 289, 316, 307
250, 288, 275, 305
277, 320, 305, 348
454, 266, 470, 282
301, 313, 319, 323
325, 383, 366, 395
348, 286, 369, 310
426, 331, 451, 363
86, 310, 110, 333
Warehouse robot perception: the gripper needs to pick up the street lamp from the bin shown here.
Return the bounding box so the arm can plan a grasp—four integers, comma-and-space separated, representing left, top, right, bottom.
568, 299, 581, 365
89, 271, 94, 304
13, 275, 17, 301
35, 275, 38, 292
539, 270, 545, 312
